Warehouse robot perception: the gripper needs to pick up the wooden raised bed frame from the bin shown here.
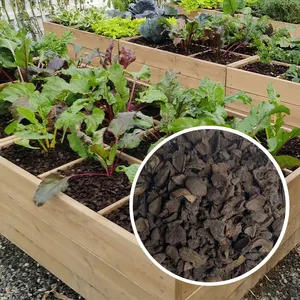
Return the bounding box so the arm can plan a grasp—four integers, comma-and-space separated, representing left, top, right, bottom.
171, 4, 300, 38
226, 56, 300, 129
0, 126, 299, 300
43, 22, 119, 63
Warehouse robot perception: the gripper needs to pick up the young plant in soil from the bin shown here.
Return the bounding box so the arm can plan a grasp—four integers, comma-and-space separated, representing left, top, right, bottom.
283, 65, 300, 83
33, 111, 154, 207
168, 17, 200, 54
138, 71, 251, 135
235, 84, 300, 169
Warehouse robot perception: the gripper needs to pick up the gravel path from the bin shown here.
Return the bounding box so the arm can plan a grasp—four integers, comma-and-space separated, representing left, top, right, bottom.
1, 234, 300, 300
0, 235, 82, 300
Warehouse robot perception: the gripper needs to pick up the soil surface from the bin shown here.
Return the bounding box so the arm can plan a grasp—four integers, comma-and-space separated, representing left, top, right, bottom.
0, 69, 16, 84
195, 51, 244, 65
159, 43, 206, 56
60, 159, 131, 212
241, 62, 289, 77
124, 132, 162, 160
278, 137, 300, 160
0, 139, 79, 176
224, 45, 257, 56
0, 114, 12, 139
106, 203, 133, 233
128, 37, 172, 49
134, 130, 285, 282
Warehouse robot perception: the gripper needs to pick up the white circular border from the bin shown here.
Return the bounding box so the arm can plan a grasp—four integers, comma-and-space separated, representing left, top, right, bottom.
129, 126, 290, 286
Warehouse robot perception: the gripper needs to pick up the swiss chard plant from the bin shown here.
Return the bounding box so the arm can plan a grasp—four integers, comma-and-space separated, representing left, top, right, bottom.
33, 111, 154, 207
138, 71, 251, 134
235, 84, 300, 168
168, 18, 200, 53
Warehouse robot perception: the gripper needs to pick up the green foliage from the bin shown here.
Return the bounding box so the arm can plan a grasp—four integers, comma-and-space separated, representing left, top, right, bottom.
283, 65, 300, 83
116, 164, 139, 183
254, 0, 300, 24
34, 174, 69, 207
235, 84, 300, 168
180, 0, 223, 12
254, 28, 300, 65
91, 17, 145, 39
35, 31, 75, 58
139, 17, 174, 43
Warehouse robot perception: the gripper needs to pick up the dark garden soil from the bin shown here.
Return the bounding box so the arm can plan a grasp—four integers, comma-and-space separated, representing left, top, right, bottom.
124, 131, 163, 160
0, 139, 79, 176
278, 138, 300, 160
60, 160, 131, 212
195, 51, 244, 65
106, 203, 133, 233
224, 45, 257, 56
128, 37, 173, 49
0, 68, 16, 84
159, 43, 206, 56
134, 130, 285, 282
0, 114, 12, 139
241, 62, 289, 77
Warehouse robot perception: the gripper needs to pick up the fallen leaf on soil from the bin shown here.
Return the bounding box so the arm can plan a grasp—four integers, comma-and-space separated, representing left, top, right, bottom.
42, 288, 73, 300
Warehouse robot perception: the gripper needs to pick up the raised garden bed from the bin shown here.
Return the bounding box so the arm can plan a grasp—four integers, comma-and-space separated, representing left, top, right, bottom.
120, 39, 247, 87
171, 4, 300, 38
43, 22, 119, 63
1, 115, 300, 299
226, 56, 300, 128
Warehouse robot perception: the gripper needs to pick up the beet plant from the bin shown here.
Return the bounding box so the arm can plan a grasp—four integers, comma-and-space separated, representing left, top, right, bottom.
235, 84, 300, 168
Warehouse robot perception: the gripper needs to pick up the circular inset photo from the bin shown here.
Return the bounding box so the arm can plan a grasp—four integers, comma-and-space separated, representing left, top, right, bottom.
130, 127, 289, 286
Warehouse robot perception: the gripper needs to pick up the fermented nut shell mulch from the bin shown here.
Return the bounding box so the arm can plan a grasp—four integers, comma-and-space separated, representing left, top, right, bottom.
133, 130, 286, 282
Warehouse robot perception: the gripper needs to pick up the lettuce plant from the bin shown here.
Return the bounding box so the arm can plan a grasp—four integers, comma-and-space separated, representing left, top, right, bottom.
283, 65, 300, 83
91, 17, 145, 39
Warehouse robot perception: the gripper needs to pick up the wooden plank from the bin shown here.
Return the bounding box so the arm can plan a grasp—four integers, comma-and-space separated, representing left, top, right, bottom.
270, 20, 300, 39
227, 66, 300, 107
225, 88, 300, 129
43, 22, 119, 55
226, 229, 300, 300
98, 196, 129, 215
120, 40, 227, 85
38, 158, 86, 179
127, 61, 202, 89
0, 157, 177, 300
0, 135, 16, 146
0, 220, 111, 300
0, 194, 159, 300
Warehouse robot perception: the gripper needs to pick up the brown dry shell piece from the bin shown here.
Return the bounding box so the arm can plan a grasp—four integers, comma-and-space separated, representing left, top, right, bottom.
133, 130, 286, 282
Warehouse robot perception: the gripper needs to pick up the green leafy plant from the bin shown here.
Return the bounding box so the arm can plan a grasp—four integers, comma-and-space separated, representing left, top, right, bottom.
35, 31, 74, 59
235, 84, 300, 168
91, 17, 145, 39
139, 17, 175, 43
254, 0, 300, 24
138, 72, 251, 133
168, 18, 200, 53
283, 65, 300, 83
180, 0, 223, 12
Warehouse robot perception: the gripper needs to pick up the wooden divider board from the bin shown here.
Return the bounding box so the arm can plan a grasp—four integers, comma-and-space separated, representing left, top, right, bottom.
119, 40, 227, 85
226, 87, 300, 129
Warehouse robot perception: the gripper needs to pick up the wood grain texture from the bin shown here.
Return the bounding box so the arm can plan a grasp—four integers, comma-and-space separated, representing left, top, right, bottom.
225, 88, 300, 129
119, 40, 227, 85
0, 157, 176, 300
